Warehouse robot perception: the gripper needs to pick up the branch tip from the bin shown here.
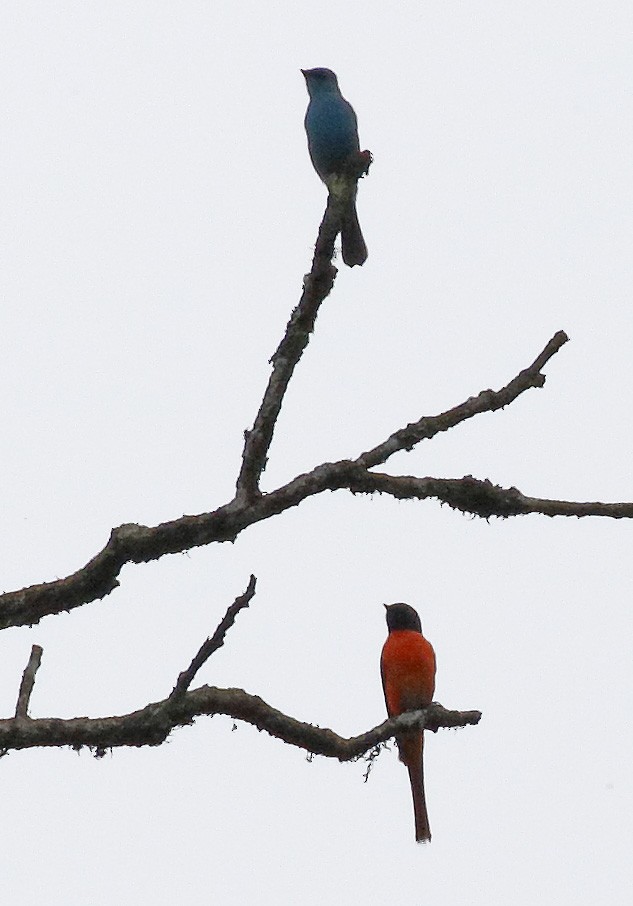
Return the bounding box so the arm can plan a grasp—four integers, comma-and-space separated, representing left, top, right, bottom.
15, 644, 44, 719
169, 575, 257, 701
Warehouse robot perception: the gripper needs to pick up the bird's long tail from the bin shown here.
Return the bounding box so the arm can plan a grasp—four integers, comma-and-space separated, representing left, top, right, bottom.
401, 732, 431, 843
341, 200, 368, 267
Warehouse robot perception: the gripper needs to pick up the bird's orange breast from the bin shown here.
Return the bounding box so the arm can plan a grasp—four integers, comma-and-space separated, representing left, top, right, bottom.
381, 630, 436, 717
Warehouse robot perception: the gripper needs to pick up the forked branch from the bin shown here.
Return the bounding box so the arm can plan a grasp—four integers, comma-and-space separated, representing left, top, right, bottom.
0, 582, 478, 759
0, 324, 633, 629
0, 329, 600, 631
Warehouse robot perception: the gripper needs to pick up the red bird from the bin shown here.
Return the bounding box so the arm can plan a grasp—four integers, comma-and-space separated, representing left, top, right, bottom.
380, 603, 436, 843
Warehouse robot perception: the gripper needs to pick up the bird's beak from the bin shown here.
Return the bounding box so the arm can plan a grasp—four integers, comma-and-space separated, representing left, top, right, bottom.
383, 603, 389, 611
301, 69, 307, 77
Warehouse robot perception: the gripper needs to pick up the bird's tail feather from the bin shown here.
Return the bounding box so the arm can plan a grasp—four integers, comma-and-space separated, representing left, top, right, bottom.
341, 201, 368, 267
401, 732, 431, 843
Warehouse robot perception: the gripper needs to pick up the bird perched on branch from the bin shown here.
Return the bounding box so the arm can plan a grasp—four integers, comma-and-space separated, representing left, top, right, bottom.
301, 67, 368, 267
380, 603, 437, 843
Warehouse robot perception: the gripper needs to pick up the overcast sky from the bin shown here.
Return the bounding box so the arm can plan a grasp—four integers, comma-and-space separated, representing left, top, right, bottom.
1, 2, 632, 904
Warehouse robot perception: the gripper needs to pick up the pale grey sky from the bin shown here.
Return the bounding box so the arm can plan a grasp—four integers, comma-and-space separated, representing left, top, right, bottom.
1, 2, 632, 904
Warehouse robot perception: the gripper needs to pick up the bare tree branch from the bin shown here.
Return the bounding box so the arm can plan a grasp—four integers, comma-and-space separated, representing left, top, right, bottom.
169, 576, 257, 701
0, 688, 479, 760
236, 201, 340, 500
356, 330, 570, 468
0, 575, 478, 761
14, 645, 43, 719
2, 470, 632, 632
236, 155, 373, 501
1, 330, 597, 631
346, 473, 633, 519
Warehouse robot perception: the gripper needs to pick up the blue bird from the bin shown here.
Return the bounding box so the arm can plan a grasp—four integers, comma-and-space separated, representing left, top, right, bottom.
302, 68, 368, 267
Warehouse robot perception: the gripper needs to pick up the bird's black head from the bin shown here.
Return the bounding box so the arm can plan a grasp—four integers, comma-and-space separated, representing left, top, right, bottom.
384, 602, 422, 633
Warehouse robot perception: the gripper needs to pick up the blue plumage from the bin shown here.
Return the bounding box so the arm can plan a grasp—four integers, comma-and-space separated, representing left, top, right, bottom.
302, 68, 368, 267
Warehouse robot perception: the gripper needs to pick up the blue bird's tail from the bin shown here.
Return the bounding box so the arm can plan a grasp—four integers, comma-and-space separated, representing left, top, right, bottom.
341, 200, 367, 267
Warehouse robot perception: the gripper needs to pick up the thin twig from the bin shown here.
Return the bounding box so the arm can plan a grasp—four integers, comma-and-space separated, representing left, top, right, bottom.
169, 576, 257, 702
340, 471, 633, 519
356, 330, 569, 468
15, 645, 43, 719
235, 198, 341, 501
